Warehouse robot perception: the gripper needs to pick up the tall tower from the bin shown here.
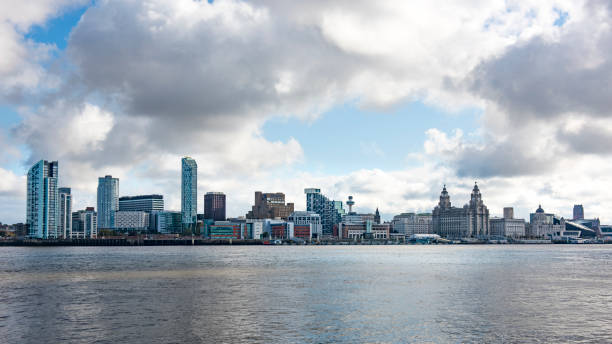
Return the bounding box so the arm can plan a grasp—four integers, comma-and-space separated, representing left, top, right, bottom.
573, 205, 584, 220
58, 187, 72, 238
97, 175, 119, 229
181, 157, 198, 231
27, 160, 59, 238
374, 208, 381, 224
347, 196, 355, 214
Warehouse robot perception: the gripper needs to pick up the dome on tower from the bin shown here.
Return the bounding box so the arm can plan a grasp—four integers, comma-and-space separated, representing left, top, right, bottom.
536, 205, 545, 213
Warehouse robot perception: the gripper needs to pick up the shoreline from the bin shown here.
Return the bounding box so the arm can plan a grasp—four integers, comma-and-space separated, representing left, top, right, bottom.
0, 238, 609, 246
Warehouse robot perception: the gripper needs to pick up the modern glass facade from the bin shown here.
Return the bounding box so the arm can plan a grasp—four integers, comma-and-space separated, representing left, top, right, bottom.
119, 194, 164, 212
58, 187, 72, 239
97, 175, 119, 229
304, 188, 345, 237
27, 160, 59, 239
181, 157, 197, 230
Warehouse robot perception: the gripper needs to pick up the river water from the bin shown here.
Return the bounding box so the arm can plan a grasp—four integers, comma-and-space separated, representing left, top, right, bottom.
1, 245, 611, 343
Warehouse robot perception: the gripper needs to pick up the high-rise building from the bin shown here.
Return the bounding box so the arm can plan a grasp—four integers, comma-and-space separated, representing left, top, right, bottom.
246, 192, 294, 220
58, 187, 72, 239
181, 157, 198, 230
304, 188, 345, 238
374, 208, 381, 224
97, 175, 119, 229
432, 183, 490, 238
71, 207, 97, 238
119, 194, 164, 212
204, 192, 226, 221
573, 204, 584, 220
27, 160, 59, 239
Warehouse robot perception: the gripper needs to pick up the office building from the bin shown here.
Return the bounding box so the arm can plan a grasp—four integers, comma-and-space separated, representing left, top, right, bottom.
304, 188, 345, 238
97, 175, 119, 229
204, 192, 226, 221
208, 221, 252, 239
71, 207, 97, 238
246, 191, 294, 220
27, 160, 59, 239
432, 183, 490, 238
573, 204, 584, 220
181, 157, 198, 230
288, 211, 322, 239
151, 211, 182, 234
114, 211, 149, 232
490, 208, 525, 237
391, 213, 433, 235
58, 187, 72, 239
119, 195, 164, 212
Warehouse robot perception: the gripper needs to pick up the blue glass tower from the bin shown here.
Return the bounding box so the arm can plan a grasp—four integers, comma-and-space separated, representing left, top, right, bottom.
181, 157, 198, 231
27, 160, 59, 239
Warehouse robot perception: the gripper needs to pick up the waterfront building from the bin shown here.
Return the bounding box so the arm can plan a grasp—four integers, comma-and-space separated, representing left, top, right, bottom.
490, 207, 525, 237
304, 188, 345, 238
71, 207, 97, 238
151, 211, 182, 234
114, 211, 149, 232
573, 204, 584, 220
245, 219, 265, 239
181, 157, 198, 231
97, 175, 119, 230
391, 213, 433, 235
204, 192, 226, 221
208, 221, 252, 239
263, 220, 294, 240
27, 160, 59, 239
527, 205, 564, 238
246, 191, 294, 220
119, 195, 163, 212
432, 183, 490, 238
58, 187, 72, 239
288, 211, 322, 239
338, 196, 389, 239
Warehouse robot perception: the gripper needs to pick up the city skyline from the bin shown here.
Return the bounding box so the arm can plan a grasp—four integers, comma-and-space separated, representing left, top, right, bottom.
2, 1, 612, 225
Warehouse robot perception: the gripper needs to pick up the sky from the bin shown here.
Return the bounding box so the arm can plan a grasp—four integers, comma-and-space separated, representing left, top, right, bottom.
1, 0, 612, 224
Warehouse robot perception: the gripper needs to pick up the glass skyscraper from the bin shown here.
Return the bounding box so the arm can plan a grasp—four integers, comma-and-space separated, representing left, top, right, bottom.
27, 160, 59, 239
304, 188, 345, 237
181, 157, 198, 230
97, 175, 119, 229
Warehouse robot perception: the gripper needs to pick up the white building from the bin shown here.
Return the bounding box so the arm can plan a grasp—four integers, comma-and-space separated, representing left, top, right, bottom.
528, 205, 564, 238
391, 213, 432, 235
115, 211, 149, 231
490, 218, 526, 238
246, 219, 265, 239
58, 187, 72, 239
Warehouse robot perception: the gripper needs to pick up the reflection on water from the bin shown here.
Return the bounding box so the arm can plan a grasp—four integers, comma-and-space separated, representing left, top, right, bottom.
1, 246, 611, 343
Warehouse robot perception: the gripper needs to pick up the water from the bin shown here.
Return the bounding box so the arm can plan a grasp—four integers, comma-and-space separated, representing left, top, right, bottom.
1, 245, 611, 343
